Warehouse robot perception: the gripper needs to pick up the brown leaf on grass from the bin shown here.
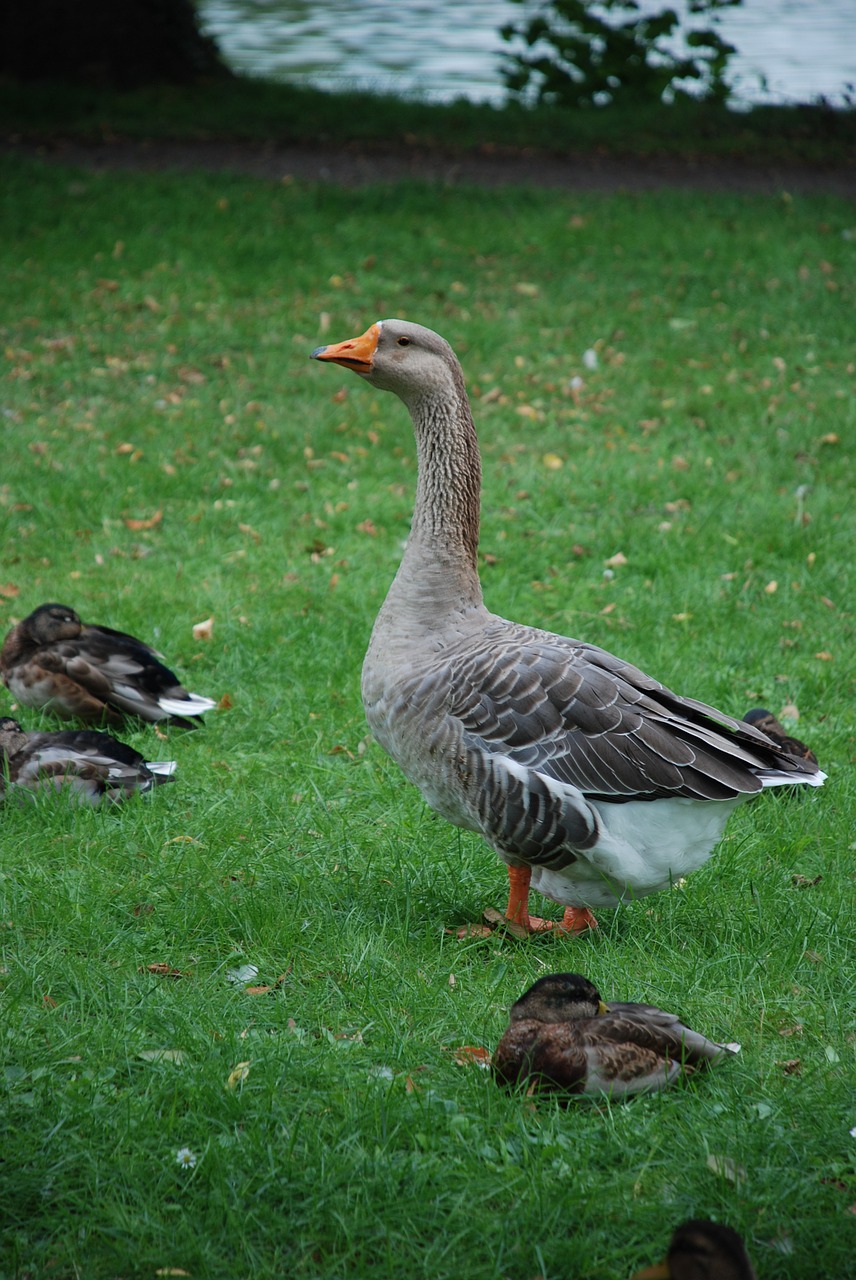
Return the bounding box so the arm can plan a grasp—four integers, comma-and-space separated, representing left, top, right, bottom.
444, 923, 494, 940
791, 874, 823, 889
482, 907, 529, 941
778, 1024, 803, 1037
124, 509, 162, 531
0, 583, 20, 598
778, 1058, 802, 1075
804, 949, 824, 965
814, 651, 833, 661
192, 616, 214, 641
604, 551, 627, 568
453, 1045, 492, 1069
217, 693, 233, 711
42, 993, 57, 1008
142, 963, 187, 979
244, 985, 273, 996
404, 1074, 421, 1094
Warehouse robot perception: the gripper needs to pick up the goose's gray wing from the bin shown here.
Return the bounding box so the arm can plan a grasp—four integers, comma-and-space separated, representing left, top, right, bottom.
447, 620, 816, 803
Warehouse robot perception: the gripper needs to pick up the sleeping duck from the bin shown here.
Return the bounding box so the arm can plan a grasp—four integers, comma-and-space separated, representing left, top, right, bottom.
632, 1219, 757, 1280
1, 603, 216, 727
0, 716, 175, 805
312, 321, 825, 933
492, 973, 737, 1097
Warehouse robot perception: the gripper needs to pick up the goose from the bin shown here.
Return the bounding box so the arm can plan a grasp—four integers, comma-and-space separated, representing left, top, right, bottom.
0, 716, 176, 805
492, 973, 737, 1096
632, 1219, 757, 1280
1, 603, 217, 728
312, 320, 825, 933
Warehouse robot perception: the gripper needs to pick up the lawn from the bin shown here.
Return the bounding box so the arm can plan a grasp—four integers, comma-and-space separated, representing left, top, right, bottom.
0, 152, 853, 1279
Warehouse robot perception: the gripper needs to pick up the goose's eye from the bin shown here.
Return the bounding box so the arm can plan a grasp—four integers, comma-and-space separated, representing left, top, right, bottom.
397, 336, 411, 347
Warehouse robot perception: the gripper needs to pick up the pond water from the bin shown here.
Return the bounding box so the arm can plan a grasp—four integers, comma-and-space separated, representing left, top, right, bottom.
198, 0, 855, 108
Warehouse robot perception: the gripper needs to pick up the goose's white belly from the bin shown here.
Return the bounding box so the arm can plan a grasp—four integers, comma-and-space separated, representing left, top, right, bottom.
530, 794, 746, 908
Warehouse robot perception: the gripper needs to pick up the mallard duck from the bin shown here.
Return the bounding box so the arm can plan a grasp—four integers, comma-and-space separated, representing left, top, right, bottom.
743, 707, 817, 767
492, 973, 737, 1096
1, 603, 216, 727
312, 321, 825, 933
0, 716, 175, 805
632, 1219, 757, 1280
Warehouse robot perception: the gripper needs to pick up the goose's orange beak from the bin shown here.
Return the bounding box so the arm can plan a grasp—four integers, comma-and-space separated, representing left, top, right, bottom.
311, 323, 380, 373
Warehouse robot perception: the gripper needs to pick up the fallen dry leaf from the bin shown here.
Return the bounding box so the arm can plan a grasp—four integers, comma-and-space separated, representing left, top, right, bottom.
791, 874, 823, 889
604, 551, 628, 568
142, 963, 187, 979
706, 1154, 746, 1184
482, 907, 529, 940
542, 452, 563, 469
226, 1061, 252, 1090
217, 693, 233, 711
0, 583, 20, 598
453, 1045, 492, 1068
123, 509, 162, 531
778, 1058, 802, 1075
445, 923, 492, 940
192, 616, 214, 641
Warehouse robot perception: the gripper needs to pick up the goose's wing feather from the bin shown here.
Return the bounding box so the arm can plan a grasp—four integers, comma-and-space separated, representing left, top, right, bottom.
449, 621, 815, 803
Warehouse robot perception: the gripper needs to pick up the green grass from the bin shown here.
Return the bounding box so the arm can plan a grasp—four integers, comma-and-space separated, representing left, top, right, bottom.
0, 153, 854, 1279
2, 75, 856, 165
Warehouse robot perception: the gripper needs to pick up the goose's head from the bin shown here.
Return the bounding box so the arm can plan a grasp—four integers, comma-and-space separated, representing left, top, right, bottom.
22, 604, 82, 643
509, 973, 609, 1025
632, 1220, 757, 1280
312, 319, 462, 409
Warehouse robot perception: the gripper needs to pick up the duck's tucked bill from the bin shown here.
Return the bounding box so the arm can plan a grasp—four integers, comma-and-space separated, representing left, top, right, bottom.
313, 319, 825, 934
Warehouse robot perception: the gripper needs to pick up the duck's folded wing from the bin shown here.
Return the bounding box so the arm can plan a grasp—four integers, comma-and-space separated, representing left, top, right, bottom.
598, 1004, 735, 1065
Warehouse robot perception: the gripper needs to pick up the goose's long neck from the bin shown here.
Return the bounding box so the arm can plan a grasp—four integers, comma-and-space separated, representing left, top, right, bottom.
392, 376, 484, 618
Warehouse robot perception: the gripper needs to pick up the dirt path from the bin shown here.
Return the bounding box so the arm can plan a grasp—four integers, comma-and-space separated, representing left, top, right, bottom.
7, 137, 856, 196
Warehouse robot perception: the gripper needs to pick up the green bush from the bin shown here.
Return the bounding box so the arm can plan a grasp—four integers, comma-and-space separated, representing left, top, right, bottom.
501, 0, 741, 109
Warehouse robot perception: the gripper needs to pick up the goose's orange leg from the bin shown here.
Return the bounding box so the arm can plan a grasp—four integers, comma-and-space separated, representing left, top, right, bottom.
505, 865, 598, 934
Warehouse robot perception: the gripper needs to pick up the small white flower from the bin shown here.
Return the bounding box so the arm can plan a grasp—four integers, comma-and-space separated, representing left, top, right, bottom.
175, 1146, 197, 1169
582, 348, 599, 370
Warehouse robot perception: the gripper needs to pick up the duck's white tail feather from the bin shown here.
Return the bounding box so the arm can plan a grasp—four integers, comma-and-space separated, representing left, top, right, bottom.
158, 693, 217, 716
146, 760, 178, 777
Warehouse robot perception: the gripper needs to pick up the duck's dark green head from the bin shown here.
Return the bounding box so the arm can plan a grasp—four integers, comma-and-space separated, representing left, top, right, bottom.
509, 973, 608, 1025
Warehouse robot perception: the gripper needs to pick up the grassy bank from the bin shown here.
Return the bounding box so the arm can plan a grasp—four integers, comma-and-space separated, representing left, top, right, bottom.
0, 153, 854, 1279
2, 75, 856, 165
